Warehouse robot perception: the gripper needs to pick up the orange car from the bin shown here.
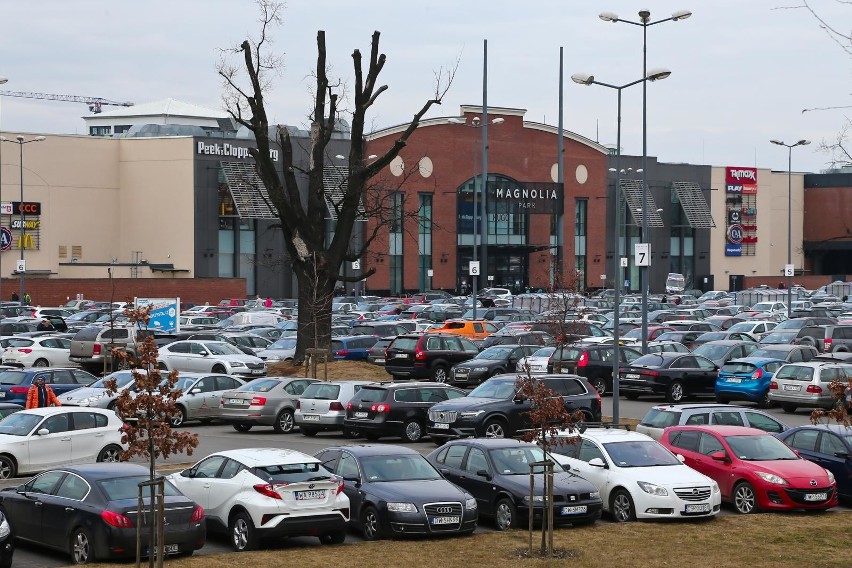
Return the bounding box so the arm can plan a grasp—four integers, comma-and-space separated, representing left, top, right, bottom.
426, 320, 498, 341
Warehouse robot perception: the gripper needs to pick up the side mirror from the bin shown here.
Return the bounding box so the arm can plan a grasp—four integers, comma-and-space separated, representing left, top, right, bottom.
190, 388, 201, 395
37, 428, 50, 436
588, 458, 607, 469
180, 468, 194, 478
710, 451, 729, 462
676, 454, 686, 463
513, 394, 527, 404
835, 451, 851, 460
15, 485, 25, 494
476, 469, 492, 480
342, 474, 360, 483
199, 351, 209, 357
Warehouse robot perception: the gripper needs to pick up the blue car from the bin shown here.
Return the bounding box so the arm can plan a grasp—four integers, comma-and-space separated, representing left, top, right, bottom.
0, 367, 98, 405
331, 335, 379, 361
776, 425, 852, 502
715, 357, 786, 407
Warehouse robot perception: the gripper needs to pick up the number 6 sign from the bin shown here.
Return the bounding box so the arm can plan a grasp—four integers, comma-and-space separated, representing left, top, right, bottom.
468, 261, 480, 276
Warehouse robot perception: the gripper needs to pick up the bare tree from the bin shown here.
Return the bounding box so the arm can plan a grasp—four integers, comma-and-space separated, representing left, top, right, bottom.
218, 0, 455, 361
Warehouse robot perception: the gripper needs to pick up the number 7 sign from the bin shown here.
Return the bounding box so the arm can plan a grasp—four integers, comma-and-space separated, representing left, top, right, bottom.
634, 243, 651, 267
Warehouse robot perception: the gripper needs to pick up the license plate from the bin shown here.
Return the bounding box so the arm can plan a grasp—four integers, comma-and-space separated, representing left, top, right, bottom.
804, 492, 827, 502
164, 544, 179, 554
229, 398, 245, 404
295, 490, 326, 500
455, 369, 469, 375
431, 516, 460, 525
375, 358, 385, 364
354, 411, 368, 418
685, 503, 711, 513
251, 369, 264, 374
302, 414, 320, 421
394, 353, 409, 359
625, 373, 640, 379
783, 384, 801, 391
433, 422, 450, 429
726, 378, 742, 383
561, 506, 587, 515
0, 392, 5, 398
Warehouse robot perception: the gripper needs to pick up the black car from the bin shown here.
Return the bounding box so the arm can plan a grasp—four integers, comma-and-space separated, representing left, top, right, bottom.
314, 445, 478, 540
427, 374, 602, 442
449, 345, 541, 387
344, 382, 467, 442
547, 344, 643, 396
0, 509, 10, 568
480, 331, 554, 349
384, 333, 480, 382
776, 425, 852, 502
0, 463, 205, 564
426, 438, 602, 530
618, 352, 719, 403
367, 336, 395, 365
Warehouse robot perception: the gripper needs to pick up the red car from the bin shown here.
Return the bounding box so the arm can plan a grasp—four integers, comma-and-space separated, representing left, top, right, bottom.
659, 425, 837, 514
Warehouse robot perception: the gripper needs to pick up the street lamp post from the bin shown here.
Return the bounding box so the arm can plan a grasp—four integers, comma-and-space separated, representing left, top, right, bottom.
1, 134, 46, 304
599, 8, 691, 354
770, 139, 810, 318
571, 69, 670, 425
0, 76, 7, 305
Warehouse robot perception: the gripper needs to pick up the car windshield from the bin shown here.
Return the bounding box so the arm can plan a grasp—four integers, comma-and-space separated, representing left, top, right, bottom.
724, 435, 798, 461
489, 446, 562, 475
727, 322, 756, 333
721, 362, 758, 374
774, 320, 806, 330
0, 412, 41, 436
237, 379, 280, 392
604, 441, 681, 467
98, 477, 182, 501
760, 332, 795, 344
0, 371, 29, 385
752, 303, 774, 312
476, 346, 515, 360
696, 333, 726, 343
254, 462, 332, 483
693, 344, 731, 360
269, 337, 298, 349
360, 454, 442, 482
89, 371, 137, 389
630, 354, 668, 367
468, 380, 517, 400
170, 377, 195, 392
640, 408, 682, 428
530, 347, 556, 358
201, 342, 243, 355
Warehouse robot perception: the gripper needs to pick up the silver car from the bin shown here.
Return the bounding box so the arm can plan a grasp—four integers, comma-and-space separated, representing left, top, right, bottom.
256, 336, 297, 363
158, 340, 266, 378
167, 372, 246, 426
61, 370, 138, 408
768, 362, 852, 413
217, 377, 317, 433
294, 380, 373, 436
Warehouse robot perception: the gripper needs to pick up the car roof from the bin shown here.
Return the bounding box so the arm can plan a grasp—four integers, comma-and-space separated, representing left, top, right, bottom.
328, 444, 421, 457
775, 361, 849, 369
446, 438, 539, 449
554, 427, 652, 443
54, 462, 151, 479
784, 424, 852, 435
650, 403, 751, 411
212, 447, 318, 467
723, 356, 787, 365
667, 425, 767, 436
361, 381, 453, 390
18, 406, 114, 416
305, 379, 374, 386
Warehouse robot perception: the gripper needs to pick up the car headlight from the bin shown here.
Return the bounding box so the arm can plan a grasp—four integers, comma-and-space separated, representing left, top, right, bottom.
473, 367, 489, 372
637, 481, 668, 496
711, 481, 720, 494
825, 469, 836, 485
522, 495, 545, 503
755, 471, 788, 485
0, 518, 9, 539
459, 410, 485, 418
386, 502, 417, 513
465, 497, 477, 509
230, 361, 246, 367
589, 491, 600, 500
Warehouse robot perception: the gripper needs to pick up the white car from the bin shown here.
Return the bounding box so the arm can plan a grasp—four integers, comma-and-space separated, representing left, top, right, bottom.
726, 320, 777, 339
158, 340, 266, 378
168, 448, 350, 551
548, 428, 721, 522
1, 335, 74, 367
0, 407, 125, 478
515, 346, 555, 374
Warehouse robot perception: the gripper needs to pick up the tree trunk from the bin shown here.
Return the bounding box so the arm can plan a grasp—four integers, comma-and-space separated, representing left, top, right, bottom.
294, 265, 335, 362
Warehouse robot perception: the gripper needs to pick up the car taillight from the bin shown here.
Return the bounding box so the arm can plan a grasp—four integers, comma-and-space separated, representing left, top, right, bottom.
824, 338, 832, 351
347, 402, 353, 411
254, 484, 283, 499
101, 510, 134, 528
335, 475, 345, 494
806, 385, 823, 393
750, 369, 763, 380
190, 506, 205, 522
17, 349, 32, 354
93, 344, 101, 355
250, 396, 267, 406
295, 400, 300, 410
769, 381, 778, 390
9, 387, 28, 394
329, 401, 345, 411
336, 349, 349, 357
370, 403, 391, 413
415, 350, 426, 361
577, 352, 589, 368
640, 370, 659, 377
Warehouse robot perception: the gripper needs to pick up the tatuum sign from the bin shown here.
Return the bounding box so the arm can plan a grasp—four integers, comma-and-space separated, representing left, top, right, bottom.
725, 167, 758, 194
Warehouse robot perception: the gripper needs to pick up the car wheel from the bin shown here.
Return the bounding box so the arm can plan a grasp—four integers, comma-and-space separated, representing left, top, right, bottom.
33, 358, 49, 368
432, 365, 449, 383
481, 419, 507, 439
116, 356, 134, 371
403, 419, 423, 442
361, 506, 383, 541
590, 376, 607, 396
758, 391, 772, 409
97, 444, 122, 463
212, 364, 227, 374
233, 423, 253, 433
273, 409, 295, 433
0, 456, 16, 480
666, 381, 685, 403
610, 489, 636, 523
158, 362, 168, 371
300, 427, 318, 437
342, 427, 357, 439
71, 527, 95, 564
170, 406, 187, 428
624, 392, 640, 400
319, 530, 346, 545
781, 403, 797, 414
733, 481, 757, 514
494, 498, 517, 531
229, 511, 257, 551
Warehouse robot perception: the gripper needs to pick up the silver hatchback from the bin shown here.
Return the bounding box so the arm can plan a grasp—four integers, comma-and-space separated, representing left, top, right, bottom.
217, 377, 317, 433
768, 362, 852, 412
294, 380, 373, 436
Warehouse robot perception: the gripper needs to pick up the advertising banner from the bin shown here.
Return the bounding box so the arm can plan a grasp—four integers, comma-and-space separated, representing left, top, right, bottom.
134, 298, 180, 333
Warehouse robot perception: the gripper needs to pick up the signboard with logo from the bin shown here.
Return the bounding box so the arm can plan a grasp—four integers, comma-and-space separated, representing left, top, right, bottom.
196, 141, 279, 162
0, 202, 41, 251
724, 167, 757, 256
135, 298, 180, 333
488, 181, 563, 215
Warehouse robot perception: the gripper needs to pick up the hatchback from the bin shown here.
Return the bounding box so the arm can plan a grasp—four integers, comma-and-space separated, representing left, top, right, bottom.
1, 336, 74, 368
367, 337, 395, 365
384, 333, 480, 382
768, 362, 852, 412
715, 357, 787, 407
0, 367, 97, 405
294, 380, 373, 436
636, 403, 789, 441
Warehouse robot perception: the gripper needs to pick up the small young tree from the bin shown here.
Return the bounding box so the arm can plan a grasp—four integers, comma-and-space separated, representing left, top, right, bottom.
810, 375, 852, 427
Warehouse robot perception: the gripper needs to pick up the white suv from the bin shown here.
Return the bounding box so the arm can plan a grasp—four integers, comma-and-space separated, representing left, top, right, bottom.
169, 448, 350, 551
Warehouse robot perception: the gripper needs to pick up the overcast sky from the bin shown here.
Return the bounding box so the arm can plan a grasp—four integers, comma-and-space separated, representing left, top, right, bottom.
2, 0, 849, 174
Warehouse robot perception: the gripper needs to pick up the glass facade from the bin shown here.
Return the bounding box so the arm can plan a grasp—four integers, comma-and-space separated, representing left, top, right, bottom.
670, 190, 695, 289
418, 193, 432, 291
389, 192, 404, 294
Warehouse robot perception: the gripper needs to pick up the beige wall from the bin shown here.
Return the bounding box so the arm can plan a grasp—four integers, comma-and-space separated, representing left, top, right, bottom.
711, 166, 804, 282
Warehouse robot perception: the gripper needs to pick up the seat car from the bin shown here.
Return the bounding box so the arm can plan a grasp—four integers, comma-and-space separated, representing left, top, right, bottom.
691, 340, 759, 367
768, 362, 852, 413
636, 403, 788, 441
0, 407, 125, 478
1, 463, 205, 563
618, 352, 719, 403
255, 336, 297, 363
314, 444, 478, 540
217, 377, 317, 433
427, 374, 602, 443
168, 448, 349, 551
660, 425, 838, 514
0, 367, 98, 405
426, 438, 602, 530
715, 357, 787, 407
449, 345, 540, 387
384, 333, 480, 382
344, 382, 467, 443
1, 335, 75, 368
547, 344, 643, 396
776, 425, 852, 502
547, 428, 721, 522
294, 380, 373, 436
158, 340, 266, 378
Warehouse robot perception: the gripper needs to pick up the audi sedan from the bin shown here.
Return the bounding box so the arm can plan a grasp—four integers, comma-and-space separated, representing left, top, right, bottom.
618, 352, 719, 403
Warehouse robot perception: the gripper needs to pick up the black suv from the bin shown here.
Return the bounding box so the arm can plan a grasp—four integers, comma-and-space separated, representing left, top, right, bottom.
547, 344, 643, 396
427, 374, 601, 442
480, 331, 554, 349
343, 382, 467, 442
385, 333, 480, 382
449, 345, 541, 386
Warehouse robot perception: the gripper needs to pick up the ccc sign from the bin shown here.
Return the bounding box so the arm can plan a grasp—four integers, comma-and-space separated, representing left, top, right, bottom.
11, 202, 41, 215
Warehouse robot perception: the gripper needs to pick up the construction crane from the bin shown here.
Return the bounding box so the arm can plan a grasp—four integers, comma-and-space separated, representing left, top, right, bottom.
0, 91, 133, 114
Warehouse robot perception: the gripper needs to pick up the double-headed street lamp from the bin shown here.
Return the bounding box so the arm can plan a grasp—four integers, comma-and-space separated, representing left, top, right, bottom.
0, 134, 46, 304
599, 9, 691, 355
571, 69, 670, 425
770, 138, 810, 318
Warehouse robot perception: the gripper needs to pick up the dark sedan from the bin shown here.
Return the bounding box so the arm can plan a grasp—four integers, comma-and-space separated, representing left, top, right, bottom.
426, 438, 602, 530
449, 345, 540, 387
619, 352, 719, 403
314, 445, 478, 540
777, 425, 852, 502
0, 463, 205, 564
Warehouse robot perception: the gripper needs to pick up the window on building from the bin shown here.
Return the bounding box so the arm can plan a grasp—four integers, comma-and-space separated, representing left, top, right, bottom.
89, 126, 111, 137
418, 193, 432, 291
239, 220, 257, 296
575, 199, 588, 290
218, 218, 235, 278
113, 125, 132, 135
390, 192, 404, 294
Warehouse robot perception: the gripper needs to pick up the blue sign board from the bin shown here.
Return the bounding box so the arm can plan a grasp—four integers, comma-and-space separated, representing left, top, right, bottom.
134, 298, 179, 333
725, 244, 742, 256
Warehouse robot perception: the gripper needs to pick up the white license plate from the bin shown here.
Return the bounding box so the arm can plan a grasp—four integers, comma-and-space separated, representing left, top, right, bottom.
625, 373, 640, 379
394, 353, 409, 359
804, 492, 827, 502
685, 503, 711, 513
295, 490, 326, 500
164, 544, 179, 554
433, 422, 450, 429
431, 516, 460, 525
726, 378, 742, 383
229, 398, 245, 404
251, 369, 264, 374
561, 506, 587, 515
783, 384, 801, 391
375, 358, 385, 364
0, 392, 5, 398
354, 411, 368, 418
302, 415, 320, 421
